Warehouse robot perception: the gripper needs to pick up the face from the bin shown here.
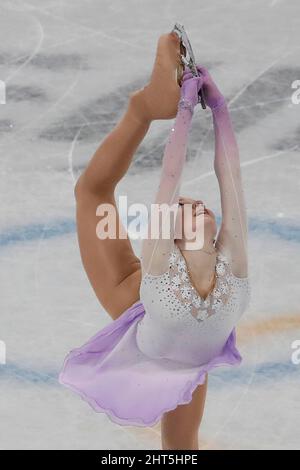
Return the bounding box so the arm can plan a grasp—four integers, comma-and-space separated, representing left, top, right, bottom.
175, 196, 217, 246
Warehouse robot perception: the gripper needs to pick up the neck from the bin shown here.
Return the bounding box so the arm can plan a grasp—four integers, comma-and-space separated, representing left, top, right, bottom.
177, 236, 216, 254
176, 238, 217, 283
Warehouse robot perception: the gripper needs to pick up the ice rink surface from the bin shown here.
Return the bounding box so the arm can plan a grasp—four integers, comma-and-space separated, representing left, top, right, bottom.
0, 0, 299, 450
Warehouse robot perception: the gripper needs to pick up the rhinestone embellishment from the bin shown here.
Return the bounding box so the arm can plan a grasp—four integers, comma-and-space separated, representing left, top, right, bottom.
139, 242, 251, 354
196, 309, 209, 321
216, 262, 226, 276
168, 244, 232, 323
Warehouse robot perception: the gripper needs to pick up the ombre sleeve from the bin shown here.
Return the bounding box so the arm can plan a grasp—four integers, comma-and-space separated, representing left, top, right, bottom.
213, 102, 248, 278
141, 104, 194, 276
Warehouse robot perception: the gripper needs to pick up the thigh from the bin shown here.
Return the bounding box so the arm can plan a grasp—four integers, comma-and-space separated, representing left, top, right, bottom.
161, 375, 208, 449
76, 189, 142, 319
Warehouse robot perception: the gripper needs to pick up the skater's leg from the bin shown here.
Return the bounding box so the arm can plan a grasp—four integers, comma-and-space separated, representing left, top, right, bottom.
161, 375, 208, 450
75, 102, 150, 320
75, 33, 182, 319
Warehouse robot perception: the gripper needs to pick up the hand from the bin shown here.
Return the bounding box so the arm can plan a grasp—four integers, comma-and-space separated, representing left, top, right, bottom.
178, 73, 204, 113
183, 65, 226, 110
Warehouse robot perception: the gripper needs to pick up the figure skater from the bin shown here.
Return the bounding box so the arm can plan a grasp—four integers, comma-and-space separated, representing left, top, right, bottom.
59, 31, 251, 450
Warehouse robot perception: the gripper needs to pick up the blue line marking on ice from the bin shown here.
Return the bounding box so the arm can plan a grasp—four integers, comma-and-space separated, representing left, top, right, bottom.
0, 360, 298, 387
213, 360, 299, 385
0, 220, 76, 247
0, 216, 300, 248
0, 362, 57, 384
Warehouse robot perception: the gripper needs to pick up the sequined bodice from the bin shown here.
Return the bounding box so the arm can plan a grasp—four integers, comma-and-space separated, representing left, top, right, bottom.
136, 244, 251, 366
168, 244, 233, 322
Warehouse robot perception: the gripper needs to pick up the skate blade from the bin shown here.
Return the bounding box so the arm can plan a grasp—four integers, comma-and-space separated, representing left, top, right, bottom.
172, 22, 206, 109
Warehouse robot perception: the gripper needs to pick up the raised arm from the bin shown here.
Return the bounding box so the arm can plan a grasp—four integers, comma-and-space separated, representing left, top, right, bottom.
141, 74, 203, 275
197, 66, 248, 278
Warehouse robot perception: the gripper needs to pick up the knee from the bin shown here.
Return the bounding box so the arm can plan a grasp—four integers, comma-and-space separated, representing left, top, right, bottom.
73, 173, 97, 201
74, 173, 113, 201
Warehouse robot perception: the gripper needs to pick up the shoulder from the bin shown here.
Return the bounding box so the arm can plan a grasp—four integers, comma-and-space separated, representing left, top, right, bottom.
140, 239, 177, 276
140, 244, 180, 285
215, 227, 248, 278
216, 249, 251, 310
216, 243, 249, 281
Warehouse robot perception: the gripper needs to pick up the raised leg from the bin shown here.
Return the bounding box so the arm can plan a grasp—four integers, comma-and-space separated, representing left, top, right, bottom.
75, 33, 182, 320
75, 104, 150, 320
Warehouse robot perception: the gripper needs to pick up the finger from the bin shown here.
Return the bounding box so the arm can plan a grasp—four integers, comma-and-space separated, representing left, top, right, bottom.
196, 64, 206, 74
181, 72, 193, 82
197, 67, 209, 81
183, 70, 204, 81
182, 69, 192, 78
195, 75, 204, 89
182, 73, 203, 85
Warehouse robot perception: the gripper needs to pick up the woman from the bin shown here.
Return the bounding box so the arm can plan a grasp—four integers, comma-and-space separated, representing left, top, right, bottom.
59, 31, 251, 450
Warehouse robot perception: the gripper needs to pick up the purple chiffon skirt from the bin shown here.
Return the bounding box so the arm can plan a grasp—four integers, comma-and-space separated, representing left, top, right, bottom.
59, 300, 242, 427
